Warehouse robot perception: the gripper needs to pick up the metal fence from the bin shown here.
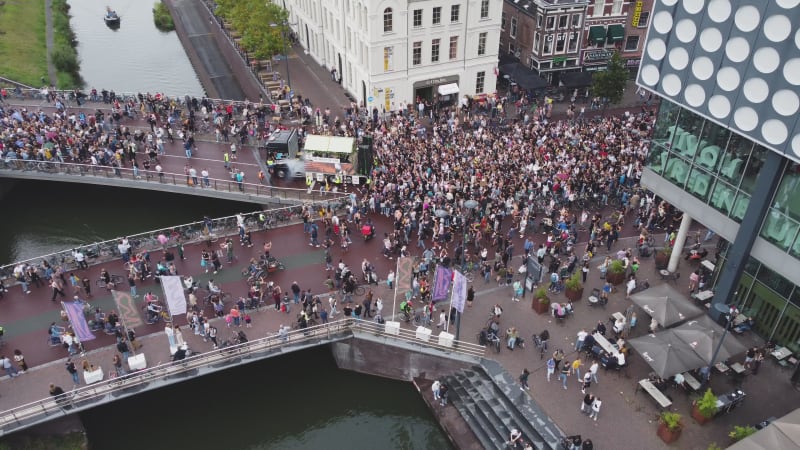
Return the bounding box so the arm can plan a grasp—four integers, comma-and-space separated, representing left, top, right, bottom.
0, 319, 484, 436
0, 182, 348, 282
0, 158, 343, 203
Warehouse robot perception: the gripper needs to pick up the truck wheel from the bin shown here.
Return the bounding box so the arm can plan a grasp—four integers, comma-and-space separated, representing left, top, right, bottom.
276, 169, 287, 178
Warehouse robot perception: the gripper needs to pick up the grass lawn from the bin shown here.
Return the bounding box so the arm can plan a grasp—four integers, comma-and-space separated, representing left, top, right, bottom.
0, 0, 48, 87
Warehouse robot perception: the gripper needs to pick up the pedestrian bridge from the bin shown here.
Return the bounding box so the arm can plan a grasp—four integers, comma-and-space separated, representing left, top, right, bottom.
0, 320, 485, 437
0, 159, 343, 206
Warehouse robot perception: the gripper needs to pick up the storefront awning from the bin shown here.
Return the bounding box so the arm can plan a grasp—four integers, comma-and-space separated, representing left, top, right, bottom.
606, 24, 624, 43
588, 26, 606, 45
438, 83, 459, 96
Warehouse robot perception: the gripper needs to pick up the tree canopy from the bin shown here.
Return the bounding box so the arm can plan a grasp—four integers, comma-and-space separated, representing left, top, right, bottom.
215, 0, 289, 60
591, 51, 628, 105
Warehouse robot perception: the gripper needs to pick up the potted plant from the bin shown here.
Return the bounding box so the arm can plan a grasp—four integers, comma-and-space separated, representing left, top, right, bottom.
531, 286, 550, 315
728, 425, 757, 443
564, 272, 584, 301
657, 411, 683, 444
655, 245, 672, 270
691, 389, 718, 425
606, 259, 626, 286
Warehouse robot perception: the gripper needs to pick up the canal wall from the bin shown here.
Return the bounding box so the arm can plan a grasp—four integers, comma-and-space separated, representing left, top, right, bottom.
163, 0, 263, 101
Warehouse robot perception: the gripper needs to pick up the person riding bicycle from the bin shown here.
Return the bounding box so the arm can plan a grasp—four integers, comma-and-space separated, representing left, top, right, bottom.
146, 301, 162, 322
99, 268, 111, 286
399, 300, 413, 321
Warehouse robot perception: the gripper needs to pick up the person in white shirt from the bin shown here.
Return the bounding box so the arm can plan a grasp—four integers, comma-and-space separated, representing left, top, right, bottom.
575, 329, 588, 351
432, 380, 441, 400
626, 276, 637, 299
437, 310, 447, 329
589, 398, 602, 421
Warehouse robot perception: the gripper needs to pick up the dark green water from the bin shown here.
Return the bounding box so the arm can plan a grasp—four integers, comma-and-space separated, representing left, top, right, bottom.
0, 180, 256, 265
80, 346, 452, 450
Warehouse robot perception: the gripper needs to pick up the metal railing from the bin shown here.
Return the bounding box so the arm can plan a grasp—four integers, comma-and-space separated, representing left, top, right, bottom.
0, 158, 343, 202
0, 191, 348, 281
0, 319, 484, 436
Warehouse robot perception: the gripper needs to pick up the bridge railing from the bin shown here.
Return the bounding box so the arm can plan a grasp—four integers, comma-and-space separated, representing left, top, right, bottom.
0, 158, 342, 203
0, 319, 484, 436
0, 174, 348, 281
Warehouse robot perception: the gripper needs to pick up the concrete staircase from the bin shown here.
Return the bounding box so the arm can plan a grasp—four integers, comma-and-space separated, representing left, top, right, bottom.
444, 363, 564, 450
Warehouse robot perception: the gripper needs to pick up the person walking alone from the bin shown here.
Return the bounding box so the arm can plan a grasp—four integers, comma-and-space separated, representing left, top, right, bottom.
559, 361, 570, 390
519, 368, 530, 391
65, 359, 79, 386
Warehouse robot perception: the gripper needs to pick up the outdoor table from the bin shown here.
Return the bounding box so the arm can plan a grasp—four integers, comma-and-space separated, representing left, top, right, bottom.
714, 362, 730, 374
636, 379, 672, 409
593, 332, 620, 358
701, 260, 716, 272
772, 346, 792, 361
715, 390, 746, 416
611, 312, 626, 323
691, 290, 714, 305
730, 362, 746, 375
682, 372, 701, 391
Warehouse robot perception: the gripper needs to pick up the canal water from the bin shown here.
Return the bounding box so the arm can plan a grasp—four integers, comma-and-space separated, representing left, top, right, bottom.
81, 346, 452, 450
67, 0, 204, 97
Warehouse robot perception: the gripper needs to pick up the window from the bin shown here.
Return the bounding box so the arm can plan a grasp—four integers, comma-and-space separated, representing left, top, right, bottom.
478, 32, 487, 56
537, 14, 543, 28
383, 46, 393, 72
412, 41, 422, 65
433, 6, 442, 25
510, 17, 518, 38
480, 0, 490, 19
556, 34, 566, 52
612, 0, 623, 14
543, 34, 553, 54
558, 15, 568, 29
594, 0, 604, 17
413, 9, 422, 27
431, 38, 440, 62
546, 16, 555, 30
572, 14, 581, 28
637, 11, 650, 27
449, 36, 458, 59
624, 35, 639, 51
534, 32, 540, 53
476, 71, 486, 94
501, 12, 506, 30
568, 33, 578, 52
451, 4, 460, 23
383, 8, 393, 32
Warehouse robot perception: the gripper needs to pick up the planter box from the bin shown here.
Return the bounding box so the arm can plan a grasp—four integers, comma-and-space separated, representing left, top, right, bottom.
565, 287, 584, 301
655, 253, 669, 270
416, 326, 432, 342
691, 404, 713, 425
438, 331, 454, 348
384, 321, 401, 335
607, 271, 626, 286
531, 297, 550, 314
657, 422, 682, 444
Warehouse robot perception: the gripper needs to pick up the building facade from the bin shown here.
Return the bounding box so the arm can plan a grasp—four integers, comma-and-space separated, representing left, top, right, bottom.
499, 0, 588, 84
637, 1, 800, 354
619, 0, 654, 73
274, 0, 502, 111
581, 0, 630, 71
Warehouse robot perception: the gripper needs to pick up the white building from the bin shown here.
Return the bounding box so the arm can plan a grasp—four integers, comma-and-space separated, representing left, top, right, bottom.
273, 0, 502, 111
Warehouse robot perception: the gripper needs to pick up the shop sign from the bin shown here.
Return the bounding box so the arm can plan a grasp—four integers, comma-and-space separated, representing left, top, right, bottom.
631, 1, 644, 27
626, 58, 641, 67
583, 49, 614, 61
414, 75, 459, 88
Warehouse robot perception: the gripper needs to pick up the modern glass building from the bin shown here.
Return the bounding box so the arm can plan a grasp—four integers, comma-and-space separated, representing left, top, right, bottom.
636, 0, 800, 354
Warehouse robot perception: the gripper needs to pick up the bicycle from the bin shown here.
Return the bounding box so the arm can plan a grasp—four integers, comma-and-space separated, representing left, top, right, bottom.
412, 312, 431, 327
97, 274, 125, 289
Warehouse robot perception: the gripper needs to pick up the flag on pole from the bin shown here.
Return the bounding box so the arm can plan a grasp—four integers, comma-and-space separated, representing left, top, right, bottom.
62, 301, 96, 342
160, 275, 187, 317
432, 265, 453, 301
396, 256, 414, 292
451, 270, 468, 313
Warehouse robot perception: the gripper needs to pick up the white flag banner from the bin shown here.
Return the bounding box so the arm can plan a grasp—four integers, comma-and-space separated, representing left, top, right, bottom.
451, 270, 468, 314
160, 275, 187, 317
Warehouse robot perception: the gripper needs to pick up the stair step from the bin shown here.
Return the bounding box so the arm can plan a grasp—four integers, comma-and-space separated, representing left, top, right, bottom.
444, 376, 503, 449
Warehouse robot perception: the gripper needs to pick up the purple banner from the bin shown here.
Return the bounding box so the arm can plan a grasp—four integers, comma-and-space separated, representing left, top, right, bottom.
62, 301, 96, 342
452, 270, 468, 313
432, 266, 453, 302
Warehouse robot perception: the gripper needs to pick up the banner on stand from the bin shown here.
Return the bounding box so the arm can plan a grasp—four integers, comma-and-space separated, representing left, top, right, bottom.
432, 266, 453, 301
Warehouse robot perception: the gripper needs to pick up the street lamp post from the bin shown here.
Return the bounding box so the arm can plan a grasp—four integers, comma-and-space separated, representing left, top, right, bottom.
269, 22, 291, 93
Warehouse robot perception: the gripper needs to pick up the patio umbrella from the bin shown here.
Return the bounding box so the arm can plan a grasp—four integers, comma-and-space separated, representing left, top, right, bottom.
728, 408, 800, 450
630, 284, 703, 327
628, 331, 707, 378
434, 209, 449, 218
464, 199, 479, 210
671, 315, 748, 364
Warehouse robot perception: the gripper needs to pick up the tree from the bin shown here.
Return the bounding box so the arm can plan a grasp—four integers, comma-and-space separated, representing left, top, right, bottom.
591, 51, 628, 106
215, 0, 288, 60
